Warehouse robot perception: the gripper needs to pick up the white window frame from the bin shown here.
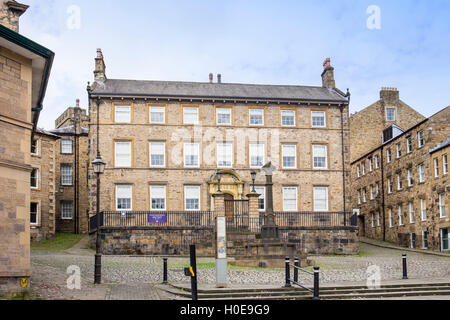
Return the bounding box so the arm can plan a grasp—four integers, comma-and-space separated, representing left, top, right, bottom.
389, 208, 393, 228
371, 213, 375, 228
357, 165, 361, 178
249, 108, 264, 126
362, 162, 366, 176
282, 144, 297, 169
150, 185, 166, 211
418, 164, 425, 183
282, 187, 298, 212
184, 185, 201, 211
31, 168, 39, 189
443, 155, 448, 175
249, 144, 265, 168
387, 149, 392, 163
149, 105, 166, 124
397, 173, 402, 191
439, 194, 446, 218
183, 106, 199, 125
61, 139, 73, 154
375, 155, 380, 169
442, 228, 450, 251
61, 201, 73, 220
406, 136, 412, 153
363, 188, 367, 203
61, 165, 73, 186
377, 211, 381, 227
184, 143, 200, 168
420, 199, 427, 221
31, 139, 39, 156
357, 189, 361, 205
30, 202, 39, 225
116, 185, 133, 211
386, 108, 396, 121
313, 187, 328, 212
115, 141, 132, 168
254, 186, 266, 211
396, 143, 402, 158
369, 158, 373, 172
281, 109, 296, 127
407, 168, 413, 187
409, 202, 415, 224
434, 158, 439, 178
216, 107, 232, 125
149, 142, 166, 167
114, 105, 131, 123
417, 131, 424, 148
217, 143, 233, 168
387, 177, 392, 194
398, 205, 404, 226
311, 111, 326, 128
422, 231, 428, 249
370, 185, 374, 200
312, 145, 328, 169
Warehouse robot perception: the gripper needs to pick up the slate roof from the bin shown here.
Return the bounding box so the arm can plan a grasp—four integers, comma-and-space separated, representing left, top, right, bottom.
35, 127, 60, 139
50, 125, 88, 136
429, 138, 450, 154
90, 79, 348, 103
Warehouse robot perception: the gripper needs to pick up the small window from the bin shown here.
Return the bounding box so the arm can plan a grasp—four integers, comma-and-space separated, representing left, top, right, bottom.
371, 213, 375, 228
420, 199, 427, 221
370, 185, 374, 200
254, 186, 266, 211
442, 228, 450, 251
363, 188, 367, 203
149, 142, 165, 167
386, 108, 396, 121
149, 105, 165, 124
311, 111, 326, 127
184, 143, 200, 167
115, 105, 131, 123
439, 194, 446, 218
150, 185, 166, 211
357, 189, 361, 205
216, 107, 232, 125
30, 202, 38, 225
406, 136, 412, 153
362, 162, 366, 176
116, 185, 132, 211
61, 140, 73, 154
410, 233, 416, 249
357, 165, 361, 178
115, 141, 132, 167
418, 131, 424, 148
31, 168, 39, 189
282, 145, 297, 169
249, 144, 265, 168
434, 158, 439, 178
312, 145, 327, 169
418, 164, 425, 183
387, 149, 392, 163
443, 155, 448, 175
389, 208, 393, 228
369, 158, 373, 172
31, 139, 39, 155
217, 143, 233, 168
397, 173, 402, 190
375, 182, 380, 196
396, 143, 402, 158
283, 187, 298, 212
61, 165, 73, 186
61, 201, 73, 219
183, 106, 199, 125
375, 155, 380, 169
281, 109, 296, 127
249, 108, 264, 126
422, 231, 428, 249
184, 186, 200, 211
387, 177, 392, 194
377, 212, 381, 227
409, 202, 415, 224
398, 205, 404, 226
313, 187, 328, 212
407, 168, 413, 187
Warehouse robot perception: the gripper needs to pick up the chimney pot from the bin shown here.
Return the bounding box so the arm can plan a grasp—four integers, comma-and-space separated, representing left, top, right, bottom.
209, 73, 213, 83
321, 58, 335, 89
217, 74, 222, 84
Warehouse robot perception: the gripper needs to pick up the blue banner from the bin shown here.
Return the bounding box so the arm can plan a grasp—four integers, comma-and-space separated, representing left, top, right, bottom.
148, 212, 167, 223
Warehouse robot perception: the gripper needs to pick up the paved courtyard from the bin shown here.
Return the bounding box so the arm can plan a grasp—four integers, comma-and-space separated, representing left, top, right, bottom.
29, 236, 450, 300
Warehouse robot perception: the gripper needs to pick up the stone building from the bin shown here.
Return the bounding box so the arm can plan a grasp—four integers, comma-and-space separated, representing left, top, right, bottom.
30, 128, 59, 241
351, 106, 449, 252
50, 101, 90, 234
350, 87, 425, 163
87, 51, 351, 217
0, 0, 54, 295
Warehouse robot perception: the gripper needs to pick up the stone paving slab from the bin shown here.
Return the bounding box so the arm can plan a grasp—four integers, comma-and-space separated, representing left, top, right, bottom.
106, 284, 162, 300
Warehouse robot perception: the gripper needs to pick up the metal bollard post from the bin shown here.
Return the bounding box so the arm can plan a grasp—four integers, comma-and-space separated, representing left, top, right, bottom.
312, 266, 320, 300
294, 257, 299, 283
190, 245, 198, 300
163, 257, 168, 284
402, 254, 408, 279
285, 257, 291, 288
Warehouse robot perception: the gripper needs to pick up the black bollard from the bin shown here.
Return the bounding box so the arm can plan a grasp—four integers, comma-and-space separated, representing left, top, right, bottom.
285, 257, 291, 288
402, 254, 408, 279
163, 257, 168, 284
190, 245, 198, 300
294, 257, 299, 283
312, 266, 320, 300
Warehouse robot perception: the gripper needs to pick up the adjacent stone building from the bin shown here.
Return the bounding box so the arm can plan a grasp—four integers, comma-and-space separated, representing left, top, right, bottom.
30, 128, 59, 241
0, 0, 54, 295
351, 106, 449, 252
50, 101, 90, 234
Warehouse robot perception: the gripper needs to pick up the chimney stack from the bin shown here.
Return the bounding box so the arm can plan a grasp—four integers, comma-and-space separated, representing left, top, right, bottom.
75, 98, 80, 109
217, 74, 222, 84
0, 0, 29, 32
321, 58, 335, 89
380, 87, 399, 102
94, 48, 107, 82
209, 73, 213, 83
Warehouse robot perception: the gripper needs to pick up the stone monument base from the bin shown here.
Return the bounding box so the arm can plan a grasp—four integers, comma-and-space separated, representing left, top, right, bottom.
229, 241, 314, 268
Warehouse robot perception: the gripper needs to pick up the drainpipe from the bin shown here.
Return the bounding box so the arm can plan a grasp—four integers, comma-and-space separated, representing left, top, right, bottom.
380, 145, 386, 241
340, 105, 347, 216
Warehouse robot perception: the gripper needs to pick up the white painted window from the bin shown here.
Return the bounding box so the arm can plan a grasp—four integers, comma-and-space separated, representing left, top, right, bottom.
418, 131, 424, 148
375, 155, 380, 169
116, 185, 132, 211
249, 108, 264, 126
184, 186, 200, 211
311, 111, 326, 127
418, 164, 425, 183
397, 173, 402, 190
387, 177, 392, 194
443, 155, 448, 175
313, 145, 327, 169
420, 199, 427, 221
406, 136, 412, 153
149, 142, 165, 167
216, 107, 232, 125
314, 187, 328, 212
282, 144, 297, 169
61, 139, 73, 154
407, 168, 413, 187
115, 141, 132, 167
441, 228, 450, 251
281, 109, 296, 126
115, 105, 131, 123
217, 143, 233, 168
31, 168, 39, 189
434, 158, 439, 178
30, 202, 38, 225
150, 185, 166, 211
363, 188, 367, 203
254, 186, 266, 211
389, 208, 393, 228
386, 108, 396, 121
369, 158, 373, 172
422, 231, 428, 249
398, 205, 404, 226
184, 143, 200, 167
357, 165, 361, 178
370, 185, 374, 200
249, 144, 265, 168
387, 149, 392, 163
183, 106, 199, 125
357, 189, 361, 205
409, 202, 415, 224
371, 213, 375, 228
439, 194, 446, 218
362, 162, 366, 175
396, 143, 402, 158
377, 212, 381, 227
283, 187, 298, 212
31, 139, 39, 155
61, 165, 73, 186
61, 201, 73, 219
149, 106, 165, 124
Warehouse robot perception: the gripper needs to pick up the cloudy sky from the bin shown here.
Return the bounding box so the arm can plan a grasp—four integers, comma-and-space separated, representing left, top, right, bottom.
19, 0, 450, 130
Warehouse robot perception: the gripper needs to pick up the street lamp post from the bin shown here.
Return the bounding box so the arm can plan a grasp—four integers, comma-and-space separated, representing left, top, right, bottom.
251, 171, 256, 193
92, 153, 106, 284
217, 170, 222, 192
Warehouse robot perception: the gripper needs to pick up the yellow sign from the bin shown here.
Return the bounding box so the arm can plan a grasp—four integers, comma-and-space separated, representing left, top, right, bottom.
20, 278, 27, 288
189, 266, 195, 277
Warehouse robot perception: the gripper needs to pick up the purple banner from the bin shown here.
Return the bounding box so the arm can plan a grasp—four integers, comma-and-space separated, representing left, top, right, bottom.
148, 212, 167, 224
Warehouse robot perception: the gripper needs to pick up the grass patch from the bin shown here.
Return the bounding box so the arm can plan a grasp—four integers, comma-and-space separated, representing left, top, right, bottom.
31, 233, 86, 252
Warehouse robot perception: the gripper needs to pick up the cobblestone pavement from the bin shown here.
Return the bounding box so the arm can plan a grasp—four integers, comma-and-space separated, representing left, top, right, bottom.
29, 237, 450, 299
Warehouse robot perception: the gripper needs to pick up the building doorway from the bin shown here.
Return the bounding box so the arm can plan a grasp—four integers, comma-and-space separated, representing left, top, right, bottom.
224, 194, 234, 222
358, 215, 365, 237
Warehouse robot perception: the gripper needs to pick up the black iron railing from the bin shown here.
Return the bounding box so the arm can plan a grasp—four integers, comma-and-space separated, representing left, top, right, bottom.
271, 211, 355, 227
